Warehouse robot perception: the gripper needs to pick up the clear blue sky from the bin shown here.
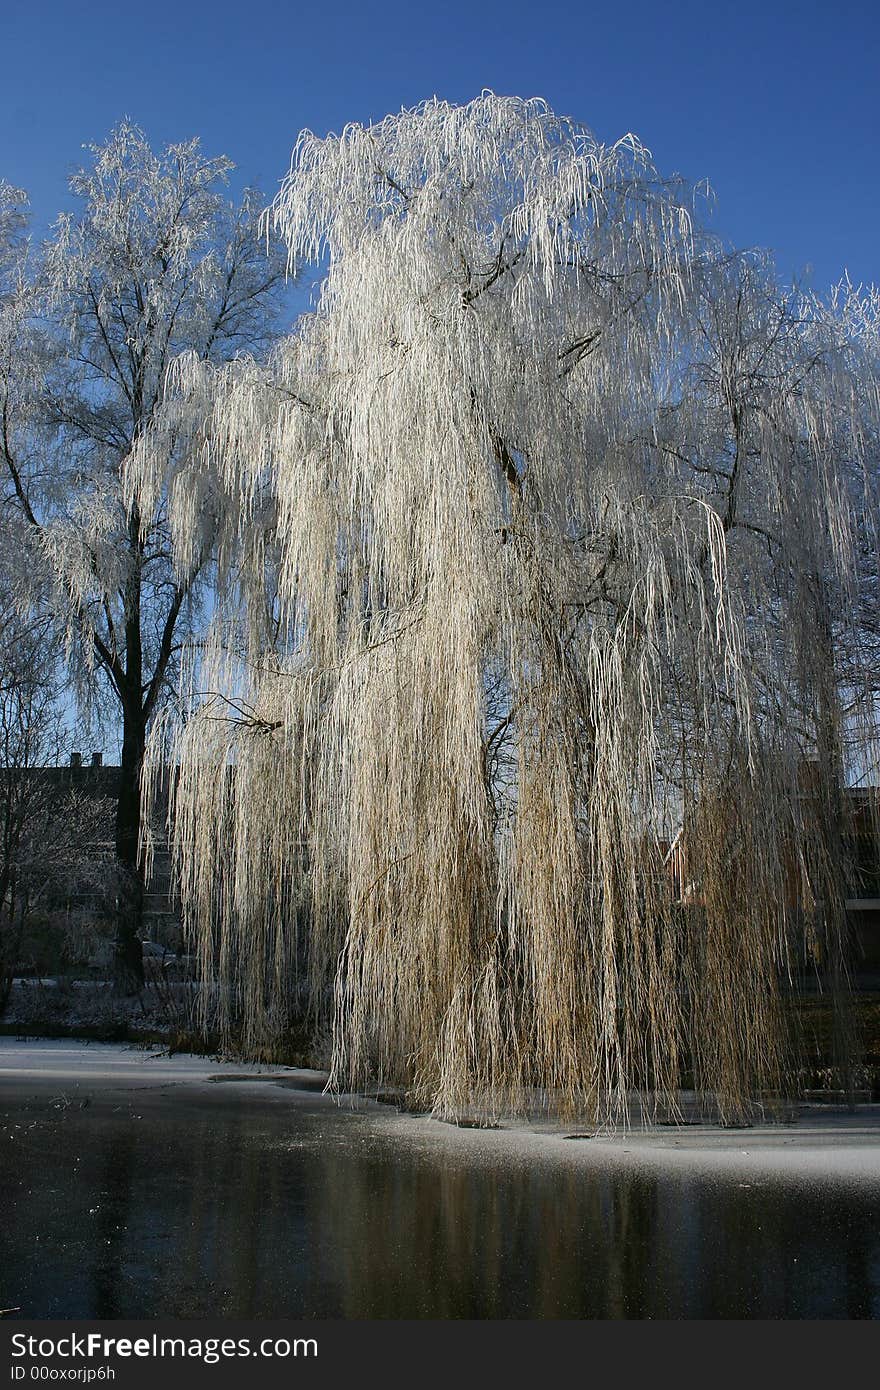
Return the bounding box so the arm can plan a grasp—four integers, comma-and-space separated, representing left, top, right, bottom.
2, 0, 878, 293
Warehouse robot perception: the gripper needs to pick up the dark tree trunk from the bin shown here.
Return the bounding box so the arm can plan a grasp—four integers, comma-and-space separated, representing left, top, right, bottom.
812, 589, 855, 1104
112, 517, 147, 996
113, 705, 146, 994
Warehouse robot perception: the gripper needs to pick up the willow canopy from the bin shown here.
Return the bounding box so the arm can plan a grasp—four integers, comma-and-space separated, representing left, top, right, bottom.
135, 94, 880, 1122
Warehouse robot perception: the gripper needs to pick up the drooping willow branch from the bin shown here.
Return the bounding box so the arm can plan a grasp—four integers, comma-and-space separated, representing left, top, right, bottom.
138, 95, 880, 1124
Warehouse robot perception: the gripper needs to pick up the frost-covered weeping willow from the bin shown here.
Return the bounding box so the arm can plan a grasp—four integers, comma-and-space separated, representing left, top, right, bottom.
133, 95, 880, 1121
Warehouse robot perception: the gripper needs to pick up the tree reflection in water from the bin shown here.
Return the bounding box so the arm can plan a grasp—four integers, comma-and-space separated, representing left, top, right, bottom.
2, 1087, 877, 1318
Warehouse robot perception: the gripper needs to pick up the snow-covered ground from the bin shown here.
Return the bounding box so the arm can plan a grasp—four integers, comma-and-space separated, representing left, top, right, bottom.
388, 1106, 880, 1188
0, 1036, 325, 1087
1, 1037, 878, 1188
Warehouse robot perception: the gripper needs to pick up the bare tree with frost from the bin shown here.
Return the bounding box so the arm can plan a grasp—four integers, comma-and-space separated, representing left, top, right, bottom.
137, 95, 880, 1120
0, 126, 288, 990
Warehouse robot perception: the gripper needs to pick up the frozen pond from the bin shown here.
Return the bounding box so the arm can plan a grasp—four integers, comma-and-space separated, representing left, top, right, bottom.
1, 1040, 879, 1318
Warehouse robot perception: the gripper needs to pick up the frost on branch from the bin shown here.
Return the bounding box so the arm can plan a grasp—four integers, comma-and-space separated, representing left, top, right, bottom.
140, 95, 880, 1122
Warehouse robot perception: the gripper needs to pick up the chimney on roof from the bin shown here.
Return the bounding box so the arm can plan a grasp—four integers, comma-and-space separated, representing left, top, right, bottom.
70, 751, 82, 770
91, 751, 103, 768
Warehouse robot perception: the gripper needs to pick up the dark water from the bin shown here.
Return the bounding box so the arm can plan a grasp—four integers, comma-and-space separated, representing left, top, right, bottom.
1, 1079, 879, 1319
